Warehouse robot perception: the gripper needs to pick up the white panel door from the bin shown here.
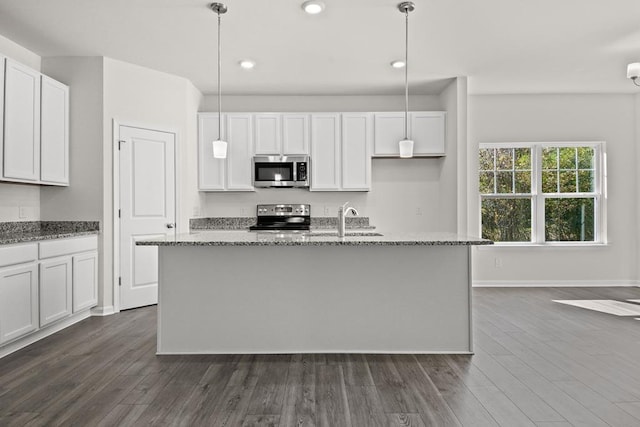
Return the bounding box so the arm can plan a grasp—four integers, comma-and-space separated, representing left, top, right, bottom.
226, 114, 254, 191
73, 251, 98, 312
39, 257, 72, 327
411, 112, 446, 156
40, 75, 69, 185
0, 264, 38, 344
310, 114, 341, 191
198, 113, 225, 190
282, 114, 309, 155
341, 113, 372, 191
254, 113, 281, 155
373, 112, 406, 157
119, 125, 176, 310
3, 59, 41, 181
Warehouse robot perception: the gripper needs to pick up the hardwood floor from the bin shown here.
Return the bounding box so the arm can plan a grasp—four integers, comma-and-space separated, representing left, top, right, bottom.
1, 287, 640, 426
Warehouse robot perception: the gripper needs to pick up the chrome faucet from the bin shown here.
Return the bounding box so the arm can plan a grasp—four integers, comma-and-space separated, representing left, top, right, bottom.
337, 201, 359, 237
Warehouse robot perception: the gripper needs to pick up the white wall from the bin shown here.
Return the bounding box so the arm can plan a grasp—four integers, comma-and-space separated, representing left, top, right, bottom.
0, 34, 41, 221
199, 92, 460, 232
41, 57, 105, 221
469, 94, 637, 286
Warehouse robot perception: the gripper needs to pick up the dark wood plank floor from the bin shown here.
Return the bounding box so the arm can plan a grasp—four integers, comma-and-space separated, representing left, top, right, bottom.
1, 287, 640, 426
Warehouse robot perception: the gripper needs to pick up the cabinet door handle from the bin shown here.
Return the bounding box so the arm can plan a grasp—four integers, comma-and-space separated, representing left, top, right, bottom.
166, 223, 175, 229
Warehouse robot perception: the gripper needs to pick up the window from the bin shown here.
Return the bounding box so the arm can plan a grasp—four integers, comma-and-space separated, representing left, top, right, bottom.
479, 142, 605, 244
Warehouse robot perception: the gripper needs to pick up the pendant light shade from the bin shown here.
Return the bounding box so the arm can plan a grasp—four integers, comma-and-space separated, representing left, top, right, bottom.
399, 138, 414, 158
212, 139, 227, 158
398, 2, 415, 158
211, 3, 228, 159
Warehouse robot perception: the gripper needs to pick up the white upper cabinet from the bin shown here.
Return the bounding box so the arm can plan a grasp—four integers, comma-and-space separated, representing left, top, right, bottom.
198, 113, 226, 190
341, 113, 372, 191
310, 114, 341, 191
282, 114, 309, 155
254, 113, 310, 155
254, 113, 281, 155
40, 75, 70, 185
198, 113, 254, 192
2, 59, 41, 181
198, 110, 444, 192
0, 57, 69, 186
373, 111, 446, 157
373, 113, 405, 157
226, 114, 254, 191
411, 112, 446, 156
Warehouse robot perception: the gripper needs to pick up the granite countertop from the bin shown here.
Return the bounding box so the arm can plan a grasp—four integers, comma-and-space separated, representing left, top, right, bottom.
137, 230, 493, 247
0, 221, 100, 245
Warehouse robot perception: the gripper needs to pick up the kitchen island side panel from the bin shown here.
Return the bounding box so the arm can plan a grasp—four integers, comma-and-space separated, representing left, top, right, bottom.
157, 244, 471, 354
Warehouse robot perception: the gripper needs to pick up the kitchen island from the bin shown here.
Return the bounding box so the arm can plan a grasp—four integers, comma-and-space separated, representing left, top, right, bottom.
138, 231, 491, 354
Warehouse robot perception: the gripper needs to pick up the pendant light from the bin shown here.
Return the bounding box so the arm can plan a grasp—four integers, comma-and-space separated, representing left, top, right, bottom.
398, 2, 415, 158
211, 3, 228, 159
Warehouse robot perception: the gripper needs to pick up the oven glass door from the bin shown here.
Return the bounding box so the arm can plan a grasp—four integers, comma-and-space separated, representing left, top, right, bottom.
254, 162, 294, 183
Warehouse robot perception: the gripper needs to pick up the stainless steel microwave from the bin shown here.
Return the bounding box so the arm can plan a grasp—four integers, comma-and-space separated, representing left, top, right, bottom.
252, 156, 309, 188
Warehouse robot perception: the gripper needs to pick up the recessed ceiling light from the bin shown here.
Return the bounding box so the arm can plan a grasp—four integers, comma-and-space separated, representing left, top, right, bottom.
391, 60, 406, 69
302, 1, 325, 14
239, 60, 256, 70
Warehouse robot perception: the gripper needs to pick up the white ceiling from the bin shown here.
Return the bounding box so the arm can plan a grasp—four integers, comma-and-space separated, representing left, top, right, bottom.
1, 0, 639, 95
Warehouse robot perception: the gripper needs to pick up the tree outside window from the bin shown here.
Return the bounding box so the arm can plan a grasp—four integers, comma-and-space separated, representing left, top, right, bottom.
479, 143, 604, 244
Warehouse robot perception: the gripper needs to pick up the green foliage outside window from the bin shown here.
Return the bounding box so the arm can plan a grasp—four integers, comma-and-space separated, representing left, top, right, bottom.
480, 145, 599, 243
482, 198, 531, 242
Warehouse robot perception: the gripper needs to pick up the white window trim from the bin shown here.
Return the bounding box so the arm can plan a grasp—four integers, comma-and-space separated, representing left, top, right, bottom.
479, 141, 607, 246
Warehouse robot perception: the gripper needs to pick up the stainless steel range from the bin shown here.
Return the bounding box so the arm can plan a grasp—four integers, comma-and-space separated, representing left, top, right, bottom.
249, 204, 311, 231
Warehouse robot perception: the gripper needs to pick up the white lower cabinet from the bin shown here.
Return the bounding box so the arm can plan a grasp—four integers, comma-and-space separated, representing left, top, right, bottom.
73, 251, 98, 312
39, 257, 72, 327
0, 235, 98, 350
0, 263, 38, 344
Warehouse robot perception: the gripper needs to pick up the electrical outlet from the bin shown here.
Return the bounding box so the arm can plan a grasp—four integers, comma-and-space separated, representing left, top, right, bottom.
192, 206, 201, 217
18, 206, 27, 219
415, 207, 423, 216
324, 206, 330, 216
494, 257, 503, 268
240, 207, 247, 215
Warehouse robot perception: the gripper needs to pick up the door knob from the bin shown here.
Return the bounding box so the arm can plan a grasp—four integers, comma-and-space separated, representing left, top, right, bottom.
166, 223, 175, 229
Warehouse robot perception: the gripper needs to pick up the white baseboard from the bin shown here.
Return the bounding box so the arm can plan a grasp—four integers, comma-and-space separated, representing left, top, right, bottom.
0, 310, 92, 359
91, 305, 115, 316
473, 279, 640, 287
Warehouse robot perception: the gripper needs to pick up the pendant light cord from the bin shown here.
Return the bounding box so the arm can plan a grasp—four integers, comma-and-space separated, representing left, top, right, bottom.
217, 11, 222, 141
404, 7, 409, 140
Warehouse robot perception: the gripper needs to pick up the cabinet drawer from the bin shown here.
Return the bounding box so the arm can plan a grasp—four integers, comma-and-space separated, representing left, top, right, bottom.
0, 243, 38, 268
39, 235, 98, 259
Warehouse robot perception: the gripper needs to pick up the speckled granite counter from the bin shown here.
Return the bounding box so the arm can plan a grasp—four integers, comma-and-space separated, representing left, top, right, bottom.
0, 221, 100, 245
137, 230, 491, 247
